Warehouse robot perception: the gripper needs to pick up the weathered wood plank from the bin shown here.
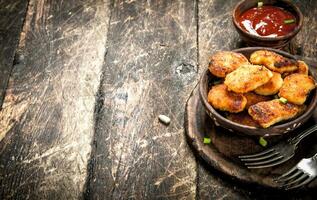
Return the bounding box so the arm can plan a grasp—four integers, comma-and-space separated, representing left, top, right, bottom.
198, 0, 316, 199
0, 0, 28, 108
293, 0, 317, 58
198, 0, 247, 72
0, 0, 111, 199
85, 0, 198, 199
0, 0, 28, 31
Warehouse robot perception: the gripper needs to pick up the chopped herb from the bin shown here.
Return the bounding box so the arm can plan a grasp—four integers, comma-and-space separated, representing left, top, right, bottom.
279, 97, 288, 104
259, 137, 268, 147
284, 19, 295, 24
257, 1, 263, 7
203, 137, 211, 144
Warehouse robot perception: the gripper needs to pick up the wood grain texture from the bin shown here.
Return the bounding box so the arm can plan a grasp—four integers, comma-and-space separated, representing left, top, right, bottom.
198, 0, 316, 199
0, 0, 316, 199
198, 0, 243, 75
0, 0, 28, 31
0, 0, 111, 198
84, 0, 198, 199
292, 0, 317, 58
0, 0, 28, 108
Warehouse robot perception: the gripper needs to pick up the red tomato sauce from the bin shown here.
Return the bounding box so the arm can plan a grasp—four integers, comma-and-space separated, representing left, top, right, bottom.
238, 5, 297, 37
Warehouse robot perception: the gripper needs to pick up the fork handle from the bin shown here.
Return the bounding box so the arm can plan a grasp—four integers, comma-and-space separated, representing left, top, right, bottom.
289, 124, 317, 145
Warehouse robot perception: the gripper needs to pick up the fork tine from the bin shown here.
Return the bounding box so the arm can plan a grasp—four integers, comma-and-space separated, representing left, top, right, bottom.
245, 155, 283, 166
274, 166, 297, 181
276, 170, 302, 183
281, 173, 308, 187
286, 177, 313, 190
261, 156, 291, 168
240, 152, 279, 162
238, 149, 274, 159
246, 156, 290, 169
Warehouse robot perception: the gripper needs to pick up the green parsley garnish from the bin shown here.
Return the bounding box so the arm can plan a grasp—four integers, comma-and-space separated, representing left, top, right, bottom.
203, 137, 211, 144
258, 1, 263, 7
284, 19, 295, 24
259, 137, 268, 147
279, 97, 288, 104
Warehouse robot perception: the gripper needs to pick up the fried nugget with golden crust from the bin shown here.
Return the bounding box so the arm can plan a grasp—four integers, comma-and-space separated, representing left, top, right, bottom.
248, 99, 305, 128
296, 60, 309, 75
227, 112, 260, 127
250, 50, 298, 73
255, 72, 283, 95
244, 92, 271, 109
208, 51, 249, 78
278, 73, 316, 105
282, 60, 309, 78
224, 64, 273, 93
208, 84, 247, 113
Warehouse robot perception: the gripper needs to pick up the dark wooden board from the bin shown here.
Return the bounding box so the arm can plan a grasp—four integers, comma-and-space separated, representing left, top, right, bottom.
84, 0, 199, 199
185, 83, 317, 188
0, 0, 111, 198
0, 0, 28, 108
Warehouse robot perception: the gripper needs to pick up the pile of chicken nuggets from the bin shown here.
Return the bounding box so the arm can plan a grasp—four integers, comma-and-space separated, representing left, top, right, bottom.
207, 50, 316, 128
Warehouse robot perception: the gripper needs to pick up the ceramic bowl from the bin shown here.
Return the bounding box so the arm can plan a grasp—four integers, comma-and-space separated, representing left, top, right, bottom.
232, 0, 303, 49
199, 47, 317, 136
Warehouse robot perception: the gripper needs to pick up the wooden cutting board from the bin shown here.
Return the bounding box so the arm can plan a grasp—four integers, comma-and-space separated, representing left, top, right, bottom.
184, 84, 317, 189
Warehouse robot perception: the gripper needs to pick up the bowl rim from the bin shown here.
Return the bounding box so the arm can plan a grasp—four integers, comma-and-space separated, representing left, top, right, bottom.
232, 0, 303, 41
199, 47, 317, 133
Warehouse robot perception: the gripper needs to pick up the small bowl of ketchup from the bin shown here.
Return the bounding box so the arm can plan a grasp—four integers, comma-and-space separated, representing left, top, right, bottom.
233, 0, 303, 48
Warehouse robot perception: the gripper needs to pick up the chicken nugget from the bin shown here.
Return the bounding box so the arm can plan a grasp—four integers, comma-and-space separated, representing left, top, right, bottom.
244, 92, 271, 109
282, 60, 309, 78
296, 60, 309, 75
208, 51, 249, 78
224, 64, 273, 93
255, 72, 283, 95
279, 73, 316, 105
248, 99, 305, 128
250, 50, 298, 73
208, 84, 247, 113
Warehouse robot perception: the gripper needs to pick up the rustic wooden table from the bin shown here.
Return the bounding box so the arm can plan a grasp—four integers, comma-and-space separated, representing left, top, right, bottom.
0, 0, 316, 199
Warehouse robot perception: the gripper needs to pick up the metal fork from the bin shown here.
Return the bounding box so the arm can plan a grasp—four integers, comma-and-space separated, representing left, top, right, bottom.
275, 153, 317, 190
238, 124, 317, 169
